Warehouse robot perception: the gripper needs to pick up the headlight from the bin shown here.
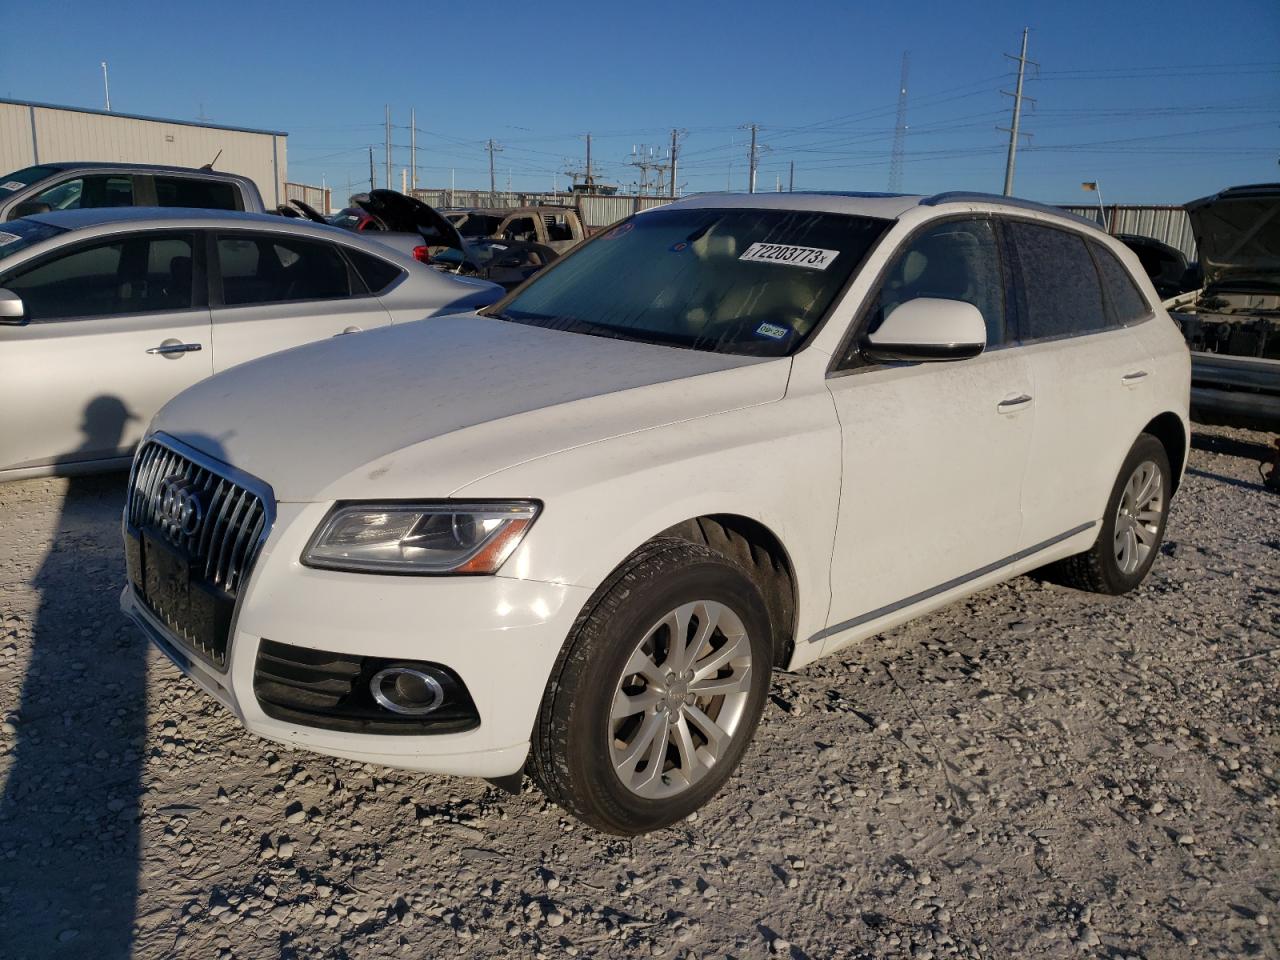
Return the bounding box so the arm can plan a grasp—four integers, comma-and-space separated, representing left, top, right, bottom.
302, 501, 540, 575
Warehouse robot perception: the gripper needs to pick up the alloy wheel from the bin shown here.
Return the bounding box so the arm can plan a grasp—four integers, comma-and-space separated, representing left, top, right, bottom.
608, 600, 754, 800
1114, 459, 1164, 575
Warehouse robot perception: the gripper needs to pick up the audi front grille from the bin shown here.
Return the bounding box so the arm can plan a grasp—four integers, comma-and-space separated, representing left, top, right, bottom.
124, 436, 274, 669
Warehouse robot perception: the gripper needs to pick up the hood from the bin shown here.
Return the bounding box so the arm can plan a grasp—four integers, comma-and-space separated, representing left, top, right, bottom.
150, 315, 789, 502
1185, 183, 1280, 292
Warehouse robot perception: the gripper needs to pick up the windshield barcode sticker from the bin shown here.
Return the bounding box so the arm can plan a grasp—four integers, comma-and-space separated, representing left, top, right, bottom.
739, 242, 839, 270
0, 232, 20, 245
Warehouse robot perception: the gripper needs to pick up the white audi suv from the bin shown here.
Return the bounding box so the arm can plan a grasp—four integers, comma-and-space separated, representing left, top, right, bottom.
121, 191, 1191, 834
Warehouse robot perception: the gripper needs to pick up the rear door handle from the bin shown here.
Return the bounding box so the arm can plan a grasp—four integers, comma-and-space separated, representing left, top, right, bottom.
997, 393, 1033, 412
146, 342, 202, 355
1121, 370, 1149, 385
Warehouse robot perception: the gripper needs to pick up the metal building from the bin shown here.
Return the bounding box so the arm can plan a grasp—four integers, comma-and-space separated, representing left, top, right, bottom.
0, 98, 287, 207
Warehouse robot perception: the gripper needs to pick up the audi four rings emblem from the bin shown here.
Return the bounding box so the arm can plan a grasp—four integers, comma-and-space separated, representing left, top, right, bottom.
156, 476, 203, 543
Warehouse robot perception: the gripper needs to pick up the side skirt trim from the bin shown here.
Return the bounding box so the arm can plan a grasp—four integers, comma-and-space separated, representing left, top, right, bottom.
807, 521, 1096, 645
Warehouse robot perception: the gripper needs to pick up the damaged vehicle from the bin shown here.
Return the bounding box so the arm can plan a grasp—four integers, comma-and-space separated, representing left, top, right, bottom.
327, 190, 560, 290
1165, 183, 1280, 432
444, 205, 588, 255
121, 191, 1190, 833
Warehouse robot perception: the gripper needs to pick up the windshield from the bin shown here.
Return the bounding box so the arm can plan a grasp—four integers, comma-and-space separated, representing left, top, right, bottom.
493, 207, 889, 356
0, 219, 66, 261
0, 165, 59, 197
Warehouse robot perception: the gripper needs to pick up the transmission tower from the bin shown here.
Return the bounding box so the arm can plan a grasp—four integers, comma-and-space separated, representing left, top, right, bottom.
628, 144, 671, 197
888, 52, 909, 192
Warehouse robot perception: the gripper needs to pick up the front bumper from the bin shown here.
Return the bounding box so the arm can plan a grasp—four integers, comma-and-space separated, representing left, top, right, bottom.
122, 499, 592, 779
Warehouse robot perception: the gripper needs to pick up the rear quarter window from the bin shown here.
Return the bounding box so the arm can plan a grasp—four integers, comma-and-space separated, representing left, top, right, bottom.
344, 247, 404, 294
1090, 241, 1152, 325
1007, 220, 1108, 340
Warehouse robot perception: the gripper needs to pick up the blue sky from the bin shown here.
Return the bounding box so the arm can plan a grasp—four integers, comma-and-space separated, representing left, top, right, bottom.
2, 0, 1277, 204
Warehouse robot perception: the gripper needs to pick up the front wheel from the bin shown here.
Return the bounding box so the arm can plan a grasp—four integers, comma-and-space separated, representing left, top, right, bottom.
1052, 433, 1172, 595
530, 539, 773, 834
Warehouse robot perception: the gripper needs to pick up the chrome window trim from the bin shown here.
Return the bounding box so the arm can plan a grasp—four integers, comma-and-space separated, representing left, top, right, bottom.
123, 431, 276, 674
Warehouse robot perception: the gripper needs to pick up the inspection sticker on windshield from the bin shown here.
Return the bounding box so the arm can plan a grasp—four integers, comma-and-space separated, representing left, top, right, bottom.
0, 232, 20, 246
0, 182, 25, 191
754, 322, 790, 341
739, 242, 838, 270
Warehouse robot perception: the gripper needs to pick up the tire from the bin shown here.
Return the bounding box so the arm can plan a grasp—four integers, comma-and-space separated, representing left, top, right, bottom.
530, 538, 773, 835
1051, 433, 1172, 595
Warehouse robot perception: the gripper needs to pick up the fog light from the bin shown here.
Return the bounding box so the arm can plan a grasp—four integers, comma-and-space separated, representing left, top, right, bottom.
370, 666, 445, 715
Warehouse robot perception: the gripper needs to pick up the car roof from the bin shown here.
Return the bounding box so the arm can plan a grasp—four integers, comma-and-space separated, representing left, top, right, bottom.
27, 207, 322, 231
32, 161, 252, 181
660, 190, 1105, 232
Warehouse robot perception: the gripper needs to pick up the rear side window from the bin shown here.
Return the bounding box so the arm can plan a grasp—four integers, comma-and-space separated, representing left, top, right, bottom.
1, 233, 193, 320
344, 247, 404, 294
217, 234, 351, 306
156, 177, 240, 211
863, 218, 1009, 349
1090, 241, 1151, 325
1007, 221, 1108, 340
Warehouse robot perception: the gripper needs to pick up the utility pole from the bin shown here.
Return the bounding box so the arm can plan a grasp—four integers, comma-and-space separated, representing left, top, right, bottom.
410, 107, 417, 192
789, 160, 795, 192
888, 51, 909, 192
384, 105, 392, 190
486, 139, 502, 203
669, 128, 684, 198
746, 123, 759, 194
585, 133, 593, 191
101, 61, 111, 111
1000, 28, 1037, 196
368, 147, 375, 192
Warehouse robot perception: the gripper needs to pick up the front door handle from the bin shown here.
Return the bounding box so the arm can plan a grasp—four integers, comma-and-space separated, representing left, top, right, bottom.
146, 342, 202, 356
336, 325, 362, 336
997, 393, 1033, 413
1121, 370, 1149, 385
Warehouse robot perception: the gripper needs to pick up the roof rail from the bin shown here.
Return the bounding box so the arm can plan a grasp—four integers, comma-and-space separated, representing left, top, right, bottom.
922, 191, 1105, 231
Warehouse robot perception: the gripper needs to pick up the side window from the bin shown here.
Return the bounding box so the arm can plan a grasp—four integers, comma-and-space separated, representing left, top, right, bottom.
31, 175, 133, 211
1090, 241, 1151, 325
502, 217, 538, 243
217, 234, 351, 307
2, 233, 193, 320
156, 177, 239, 211
544, 214, 574, 242
865, 218, 1008, 347
344, 248, 404, 294
1007, 221, 1108, 340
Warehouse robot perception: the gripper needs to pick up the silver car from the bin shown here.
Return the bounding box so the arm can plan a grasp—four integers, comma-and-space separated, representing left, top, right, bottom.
0, 207, 503, 479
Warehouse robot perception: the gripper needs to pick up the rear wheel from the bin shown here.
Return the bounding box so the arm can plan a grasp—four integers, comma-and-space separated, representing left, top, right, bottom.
1052, 434, 1172, 594
530, 539, 772, 834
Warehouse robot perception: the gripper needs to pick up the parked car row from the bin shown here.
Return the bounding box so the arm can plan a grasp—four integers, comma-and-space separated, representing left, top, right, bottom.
112, 189, 1192, 833
0, 207, 502, 478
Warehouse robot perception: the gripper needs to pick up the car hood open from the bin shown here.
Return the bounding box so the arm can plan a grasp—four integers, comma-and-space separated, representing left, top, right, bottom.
150, 314, 789, 502
352, 189, 467, 255
1185, 183, 1280, 293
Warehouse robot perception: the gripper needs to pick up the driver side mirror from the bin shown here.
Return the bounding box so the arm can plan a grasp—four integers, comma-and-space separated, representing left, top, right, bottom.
0, 288, 26, 324
862, 297, 986, 363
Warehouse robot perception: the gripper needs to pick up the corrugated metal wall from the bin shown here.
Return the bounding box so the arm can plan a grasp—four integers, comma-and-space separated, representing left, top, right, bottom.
285, 182, 332, 213
0, 99, 286, 207
1060, 204, 1197, 261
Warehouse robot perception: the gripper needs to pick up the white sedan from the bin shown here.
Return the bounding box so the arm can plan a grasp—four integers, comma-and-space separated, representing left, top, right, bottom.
0, 208, 502, 479
120, 191, 1190, 834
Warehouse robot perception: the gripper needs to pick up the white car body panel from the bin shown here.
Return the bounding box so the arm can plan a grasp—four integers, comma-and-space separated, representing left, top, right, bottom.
120, 192, 1192, 779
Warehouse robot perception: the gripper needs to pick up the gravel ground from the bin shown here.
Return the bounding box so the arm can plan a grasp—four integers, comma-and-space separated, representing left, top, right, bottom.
1, 424, 1277, 960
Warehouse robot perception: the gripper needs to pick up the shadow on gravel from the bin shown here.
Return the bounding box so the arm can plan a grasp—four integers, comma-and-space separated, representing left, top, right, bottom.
0, 398, 143, 959
1184, 466, 1264, 493
1190, 431, 1275, 462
